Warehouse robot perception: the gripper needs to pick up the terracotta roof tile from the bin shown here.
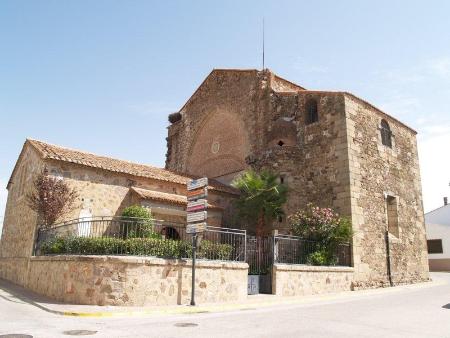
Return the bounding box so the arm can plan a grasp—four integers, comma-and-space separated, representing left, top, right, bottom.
131, 187, 223, 210
26, 139, 239, 195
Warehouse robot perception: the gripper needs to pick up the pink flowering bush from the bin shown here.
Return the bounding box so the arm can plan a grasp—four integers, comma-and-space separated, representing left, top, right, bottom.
288, 204, 352, 265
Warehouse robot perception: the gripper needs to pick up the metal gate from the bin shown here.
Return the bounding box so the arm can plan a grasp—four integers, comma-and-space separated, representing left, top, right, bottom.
246, 236, 273, 294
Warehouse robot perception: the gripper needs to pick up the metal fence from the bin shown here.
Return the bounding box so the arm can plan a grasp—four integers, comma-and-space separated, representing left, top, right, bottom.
35, 217, 351, 267
246, 234, 352, 274
34, 216, 246, 262
273, 234, 352, 267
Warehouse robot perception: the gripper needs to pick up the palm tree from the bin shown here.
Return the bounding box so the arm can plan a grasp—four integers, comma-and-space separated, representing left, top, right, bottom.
232, 170, 287, 237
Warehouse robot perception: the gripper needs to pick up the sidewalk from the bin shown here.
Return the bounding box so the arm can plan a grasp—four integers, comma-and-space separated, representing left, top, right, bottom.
0, 276, 445, 318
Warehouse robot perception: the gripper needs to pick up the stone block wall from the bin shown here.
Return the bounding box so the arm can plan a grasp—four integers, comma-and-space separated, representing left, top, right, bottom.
3, 255, 248, 306
0, 144, 43, 259
166, 69, 269, 183
344, 95, 429, 287
272, 264, 354, 296
251, 91, 352, 231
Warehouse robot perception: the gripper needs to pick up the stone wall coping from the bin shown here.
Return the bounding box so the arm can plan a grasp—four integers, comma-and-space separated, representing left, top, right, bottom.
30, 255, 249, 270
273, 263, 354, 273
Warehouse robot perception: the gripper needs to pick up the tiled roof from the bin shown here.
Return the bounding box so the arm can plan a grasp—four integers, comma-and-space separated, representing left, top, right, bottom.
25, 139, 239, 195
131, 187, 223, 210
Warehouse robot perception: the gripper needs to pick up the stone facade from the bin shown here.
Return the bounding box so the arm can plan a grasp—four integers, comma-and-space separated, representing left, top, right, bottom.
166, 69, 429, 286
272, 264, 354, 296
0, 140, 238, 264
344, 95, 429, 287
0, 255, 248, 306
0, 68, 430, 302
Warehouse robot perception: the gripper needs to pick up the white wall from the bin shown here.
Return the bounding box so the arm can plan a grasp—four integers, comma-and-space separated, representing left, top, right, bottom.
425, 204, 450, 226
425, 223, 450, 259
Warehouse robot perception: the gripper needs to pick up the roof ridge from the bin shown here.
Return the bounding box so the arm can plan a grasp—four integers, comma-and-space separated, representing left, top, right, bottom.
272, 73, 306, 90
425, 203, 450, 216
23, 139, 238, 195
27, 138, 170, 173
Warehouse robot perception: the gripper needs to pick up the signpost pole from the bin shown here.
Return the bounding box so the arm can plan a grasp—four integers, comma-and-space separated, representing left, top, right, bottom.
190, 233, 197, 306
186, 177, 208, 307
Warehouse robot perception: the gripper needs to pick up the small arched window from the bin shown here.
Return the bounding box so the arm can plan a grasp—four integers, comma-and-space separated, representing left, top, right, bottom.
162, 226, 180, 240
306, 99, 318, 124
380, 119, 392, 148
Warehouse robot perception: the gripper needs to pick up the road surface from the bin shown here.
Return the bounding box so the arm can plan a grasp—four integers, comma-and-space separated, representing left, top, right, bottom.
0, 273, 449, 338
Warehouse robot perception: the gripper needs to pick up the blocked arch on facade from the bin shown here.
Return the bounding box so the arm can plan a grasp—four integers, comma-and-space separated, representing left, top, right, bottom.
186, 110, 250, 180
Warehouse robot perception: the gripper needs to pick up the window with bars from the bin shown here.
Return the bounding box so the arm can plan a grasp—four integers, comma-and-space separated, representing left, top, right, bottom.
305, 99, 318, 124
380, 119, 392, 148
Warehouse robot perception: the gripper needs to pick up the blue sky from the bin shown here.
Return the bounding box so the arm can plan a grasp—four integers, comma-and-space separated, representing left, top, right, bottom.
1, 0, 450, 228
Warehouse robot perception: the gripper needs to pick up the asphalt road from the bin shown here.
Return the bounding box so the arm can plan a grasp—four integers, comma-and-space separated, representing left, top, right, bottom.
1, 273, 450, 338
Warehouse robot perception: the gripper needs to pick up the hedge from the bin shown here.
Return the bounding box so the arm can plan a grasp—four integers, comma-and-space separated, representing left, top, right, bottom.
40, 236, 233, 260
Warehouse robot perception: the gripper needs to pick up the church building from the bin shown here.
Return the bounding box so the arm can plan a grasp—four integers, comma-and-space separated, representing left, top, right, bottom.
0, 68, 429, 290
166, 68, 429, 287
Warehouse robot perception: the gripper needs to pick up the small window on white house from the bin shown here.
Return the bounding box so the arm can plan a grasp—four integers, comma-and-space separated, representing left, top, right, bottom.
386, 195, 399, 237
427, 239, 443, 254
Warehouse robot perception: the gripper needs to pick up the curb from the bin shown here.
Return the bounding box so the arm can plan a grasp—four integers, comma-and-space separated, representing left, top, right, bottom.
1, 277, 446, 318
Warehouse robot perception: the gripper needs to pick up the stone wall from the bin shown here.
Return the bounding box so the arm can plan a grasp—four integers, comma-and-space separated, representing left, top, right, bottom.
166, 69, 268, 183
166, 70, 353, 233
1, 148, 236, 261
1, 255, 248, 306
250, 91, 352, 232
0, 144, 43, 259
0, 257, 29, 286
272, 264, 354, 296
344, 95, 429, 287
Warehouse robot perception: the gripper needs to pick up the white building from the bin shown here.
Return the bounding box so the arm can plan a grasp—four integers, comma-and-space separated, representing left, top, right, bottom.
425, 197, 450, 271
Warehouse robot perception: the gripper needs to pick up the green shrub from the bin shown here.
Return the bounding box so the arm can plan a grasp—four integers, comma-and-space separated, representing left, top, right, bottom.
121, 205, 155, 238
198, 240, 233, 260
40, 237, 66, 254
289, 204, 353, 266
39, 236, 233, 261
307, 250, 337, 266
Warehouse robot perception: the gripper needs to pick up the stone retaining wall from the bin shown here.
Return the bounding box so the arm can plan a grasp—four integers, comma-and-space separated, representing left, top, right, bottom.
0, 257, 29, 286
272, 264, 354, 296
0, 256, 248, 306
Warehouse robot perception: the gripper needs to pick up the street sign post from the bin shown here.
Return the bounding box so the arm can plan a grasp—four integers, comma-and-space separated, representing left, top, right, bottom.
186, 177, 208, 306
186, 222, 207, 234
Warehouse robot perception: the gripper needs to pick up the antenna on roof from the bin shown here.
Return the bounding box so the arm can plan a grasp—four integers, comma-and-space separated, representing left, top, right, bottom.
262, 17, 265, 70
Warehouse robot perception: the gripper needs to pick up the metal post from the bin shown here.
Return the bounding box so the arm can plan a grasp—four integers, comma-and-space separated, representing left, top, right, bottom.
190, 233, 197, 306
385, 230, 393, 287
272, 230, 278, 264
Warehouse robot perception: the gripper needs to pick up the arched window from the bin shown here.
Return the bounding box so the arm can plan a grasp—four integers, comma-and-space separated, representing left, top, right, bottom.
306, 99, 318, 124
380, 119, 392, 148
162, 226, 180, 240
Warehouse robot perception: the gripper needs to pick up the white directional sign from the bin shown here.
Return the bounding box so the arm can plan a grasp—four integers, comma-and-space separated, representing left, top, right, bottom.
186, 222, 207, 234
187, 177, 208, 191
187, 211, 207, 223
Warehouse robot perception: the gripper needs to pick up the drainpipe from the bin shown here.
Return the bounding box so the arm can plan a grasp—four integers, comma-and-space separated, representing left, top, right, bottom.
385, 230, 393, 287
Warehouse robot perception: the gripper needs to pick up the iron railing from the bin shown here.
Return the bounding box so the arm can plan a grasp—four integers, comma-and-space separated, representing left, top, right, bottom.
246, 234, 352, 274
34, 216, 247, 262
273, 234, 352, 267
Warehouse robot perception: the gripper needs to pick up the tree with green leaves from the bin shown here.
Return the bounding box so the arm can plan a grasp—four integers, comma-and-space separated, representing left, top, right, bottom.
121, 205, 155, 238
232, 170, 287, 237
